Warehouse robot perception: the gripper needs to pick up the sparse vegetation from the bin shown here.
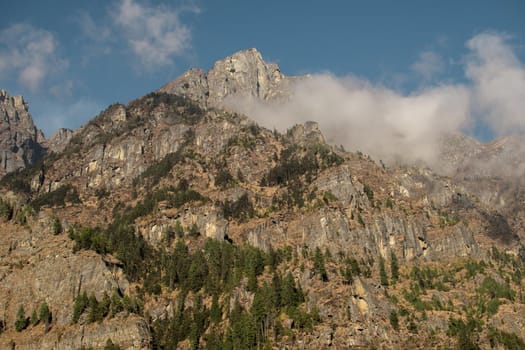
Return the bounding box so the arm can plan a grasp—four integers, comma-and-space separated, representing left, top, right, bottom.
363, 183, 374, 202
134, 151, 184, 188
215, 169, 235, 189
389, 309, 399, 331
0, 198, 13, 221
261, 144, 343, 187
379, 256, 389, 286
30, 184, 81, 211
52, 217, 62, 234
438, 210, 460, 228
221, 193, 255, 222
72, 290, 142, 324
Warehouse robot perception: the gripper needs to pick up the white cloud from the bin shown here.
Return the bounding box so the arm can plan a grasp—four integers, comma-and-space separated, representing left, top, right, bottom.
0, 23, 68, 91
466, 32, 525, 136
411, 50, 445, 81
113, 0, 198, 67
228, 75, 471, 165
227, 32, 525, 168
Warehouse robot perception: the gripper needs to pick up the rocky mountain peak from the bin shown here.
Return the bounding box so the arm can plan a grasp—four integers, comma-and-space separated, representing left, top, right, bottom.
0, 89, 45, 177
45, 128, 75, 154
1, 89, 31, 125
158, 48, 297, 108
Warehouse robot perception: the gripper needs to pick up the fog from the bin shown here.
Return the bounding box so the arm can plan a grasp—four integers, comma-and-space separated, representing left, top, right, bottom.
226, 33, 525, 170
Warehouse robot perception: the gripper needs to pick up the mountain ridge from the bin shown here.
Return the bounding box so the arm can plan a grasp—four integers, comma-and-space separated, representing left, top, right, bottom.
0, 49, 524, 349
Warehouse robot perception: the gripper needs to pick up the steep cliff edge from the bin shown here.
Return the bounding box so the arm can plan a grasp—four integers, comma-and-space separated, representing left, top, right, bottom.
158, 48, 298, 108
0, 90, 45, 178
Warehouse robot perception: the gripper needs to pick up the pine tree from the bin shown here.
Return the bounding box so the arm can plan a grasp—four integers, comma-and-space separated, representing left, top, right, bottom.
281, 272, 298, 307
53, 217, 63, 234
110, 289, 123, 317
271, 272, 282, 308
39, 302, 52, 328
189, 294, 208, 349
88, 293, 101, 323
15, 305, 28, 331
247, 267, 258, 292
379, 256, 389, 287
103, 339, 121, 350
30, 309, 39, 326
391, 252, 399, 284
72, 291, 88, 323
313, 247, 328, 281
210, 294, 222, 324
389, 309, 399, 330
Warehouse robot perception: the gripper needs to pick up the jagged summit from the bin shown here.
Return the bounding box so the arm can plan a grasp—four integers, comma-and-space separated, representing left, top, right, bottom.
0, 89, 45, 176
158, 48, 298, 108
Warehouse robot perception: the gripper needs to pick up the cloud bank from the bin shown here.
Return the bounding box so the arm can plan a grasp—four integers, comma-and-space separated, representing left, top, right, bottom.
228, 32, 525, 167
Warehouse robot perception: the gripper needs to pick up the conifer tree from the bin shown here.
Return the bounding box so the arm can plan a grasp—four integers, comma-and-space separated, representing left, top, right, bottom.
15, 305, 28, 332
391, 252, 399, 284
39, 302, 52, 328
30, 309, 39, 326
72, 291, 88, 323
313, 247, 328, 281
210, 294, 222, 324
380, 256, 389, 287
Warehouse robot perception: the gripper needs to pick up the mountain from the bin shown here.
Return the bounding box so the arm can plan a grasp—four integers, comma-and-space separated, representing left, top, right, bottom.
0, 89, 46, 178
0, 50, 524, 349
158, 48, 298, 108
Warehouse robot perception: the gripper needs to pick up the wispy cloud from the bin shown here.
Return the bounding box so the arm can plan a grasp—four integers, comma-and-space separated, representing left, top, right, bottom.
466, 32, 525, 136
0, 23, 68, 91
112, 0, 199, 68
77, 11, 112, 43
411, 50, 445, 81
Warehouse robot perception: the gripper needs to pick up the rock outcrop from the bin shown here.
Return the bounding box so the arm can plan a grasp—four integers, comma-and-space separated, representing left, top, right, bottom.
0, 89, 45, 177
158, 48, 298, 108
45, 128, 75, 154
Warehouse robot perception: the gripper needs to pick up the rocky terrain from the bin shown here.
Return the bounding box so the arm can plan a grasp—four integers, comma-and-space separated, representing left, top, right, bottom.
0, 49, 524, 349
158, 48, 299, 108
0, 89, 46, 178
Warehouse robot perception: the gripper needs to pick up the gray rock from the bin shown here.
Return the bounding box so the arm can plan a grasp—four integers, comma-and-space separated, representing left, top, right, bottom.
0, 89, 46, 177
158, 48, 299, 109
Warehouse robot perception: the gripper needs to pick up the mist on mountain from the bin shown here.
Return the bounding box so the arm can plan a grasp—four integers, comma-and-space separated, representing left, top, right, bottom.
226, 32, 525, 176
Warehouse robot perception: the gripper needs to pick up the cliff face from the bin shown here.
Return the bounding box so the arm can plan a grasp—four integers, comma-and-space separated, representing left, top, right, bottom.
0, 211, 150, 349
438, 133, 525, 243
0, 50, 524, 349
158, 48, 297, 108
0, 89, 45, 177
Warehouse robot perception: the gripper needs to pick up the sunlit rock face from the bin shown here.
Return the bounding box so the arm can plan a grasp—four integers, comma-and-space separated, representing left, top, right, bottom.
0, 89, 45, 177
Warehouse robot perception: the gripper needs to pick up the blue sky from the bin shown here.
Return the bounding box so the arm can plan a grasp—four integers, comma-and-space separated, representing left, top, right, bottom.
1, 0, 524, 139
